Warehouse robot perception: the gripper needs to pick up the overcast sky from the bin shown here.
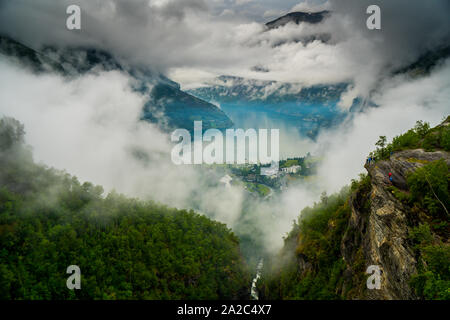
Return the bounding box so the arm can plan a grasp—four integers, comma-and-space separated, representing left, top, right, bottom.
0, 0, 449, 102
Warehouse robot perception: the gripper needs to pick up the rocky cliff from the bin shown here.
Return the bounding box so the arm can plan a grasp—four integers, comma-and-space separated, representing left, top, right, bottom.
342, 148, 449, 299
259, 119, 449, 300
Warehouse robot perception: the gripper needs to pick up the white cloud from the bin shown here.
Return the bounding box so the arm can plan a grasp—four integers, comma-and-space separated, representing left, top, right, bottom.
291, 0, 330, 12
1, 0, 448, 100
0, 57, 246, 225
0, 56, 316, 251
315, 60, 450, 193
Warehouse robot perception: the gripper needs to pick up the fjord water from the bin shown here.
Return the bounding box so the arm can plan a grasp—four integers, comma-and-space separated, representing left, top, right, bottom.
220, 101, 344, 139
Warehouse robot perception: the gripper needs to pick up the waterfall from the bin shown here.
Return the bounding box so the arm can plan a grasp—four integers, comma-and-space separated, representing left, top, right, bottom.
250, 259, 264, 300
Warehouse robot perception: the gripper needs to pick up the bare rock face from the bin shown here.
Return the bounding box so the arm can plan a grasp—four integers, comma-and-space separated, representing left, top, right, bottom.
342, 149, 449, 299
379, 149, 450, 190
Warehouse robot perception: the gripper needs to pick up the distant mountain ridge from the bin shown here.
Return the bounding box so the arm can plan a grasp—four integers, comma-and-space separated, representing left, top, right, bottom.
265, 11, 330, 30
188, 75, 347, 105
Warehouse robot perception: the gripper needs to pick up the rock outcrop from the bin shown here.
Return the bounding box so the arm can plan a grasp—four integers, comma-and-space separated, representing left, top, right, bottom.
259, 118, 449, 300
341, 148, 450, 299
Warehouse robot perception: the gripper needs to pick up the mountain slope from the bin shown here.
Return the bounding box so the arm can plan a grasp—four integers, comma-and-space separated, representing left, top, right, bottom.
259, 118, 450, 300
0, 35, 233, 132
393, 45, 450, 78
0, 117, 250, 300
145, 83, 233, 132
0, 36, 64, 73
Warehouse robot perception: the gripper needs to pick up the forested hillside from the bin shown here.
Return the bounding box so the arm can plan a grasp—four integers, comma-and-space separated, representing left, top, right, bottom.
0, 117, 250, 300
259, 118, 450, 300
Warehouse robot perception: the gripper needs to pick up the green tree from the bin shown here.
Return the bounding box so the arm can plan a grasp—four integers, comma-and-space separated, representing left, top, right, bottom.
375, 136, 387, 150
414, 120, 431, 138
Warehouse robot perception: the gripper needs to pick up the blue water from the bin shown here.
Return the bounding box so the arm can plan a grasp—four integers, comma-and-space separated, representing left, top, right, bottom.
220, 102, 344, 138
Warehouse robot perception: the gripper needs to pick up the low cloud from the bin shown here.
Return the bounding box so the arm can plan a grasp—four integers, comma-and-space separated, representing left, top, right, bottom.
314, 60, 450, 193
0, 1, 449, 253
1, 0, 449, 100
291, 0, 330, 12
0, 56, 316, 252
